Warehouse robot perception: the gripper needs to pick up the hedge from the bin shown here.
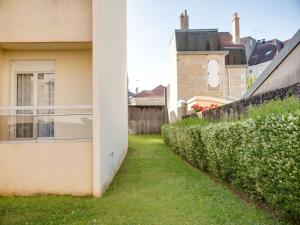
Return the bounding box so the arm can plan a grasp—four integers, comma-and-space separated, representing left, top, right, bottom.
161, 112, 300, 220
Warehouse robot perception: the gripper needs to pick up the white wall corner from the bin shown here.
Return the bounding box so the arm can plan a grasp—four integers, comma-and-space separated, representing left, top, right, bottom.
92, 0, 127, 197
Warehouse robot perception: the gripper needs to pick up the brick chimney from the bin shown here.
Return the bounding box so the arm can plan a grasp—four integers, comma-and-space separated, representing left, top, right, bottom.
180, 10, 189, 30
232, 12, 240, 44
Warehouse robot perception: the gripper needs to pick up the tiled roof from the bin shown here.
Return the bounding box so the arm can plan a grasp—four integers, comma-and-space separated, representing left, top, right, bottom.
175, 29, 220, 51
248, 39, 284, 66
152, 85, 165, 96
134, 85, 165, 98
174, 29, 247, 65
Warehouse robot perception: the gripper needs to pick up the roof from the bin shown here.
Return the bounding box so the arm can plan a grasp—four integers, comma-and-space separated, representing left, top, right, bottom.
134, 85, 165, 98
243, 29, 300, 98
175, 29, 220, 51
174, 29, 247, 65
283, 39, 290, 45
218, 32, 233, 45
152, 85, 165, 96
128, 91, 135, 97
248, 39, 284, 66
134, 90, 159, 98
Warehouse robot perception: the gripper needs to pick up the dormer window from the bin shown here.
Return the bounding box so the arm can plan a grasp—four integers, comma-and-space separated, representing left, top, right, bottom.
208, 59, 219, 88
265, 50, 273, 56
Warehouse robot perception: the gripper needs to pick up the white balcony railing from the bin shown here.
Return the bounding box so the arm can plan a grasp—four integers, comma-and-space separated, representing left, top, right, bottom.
0, 105, 93, 142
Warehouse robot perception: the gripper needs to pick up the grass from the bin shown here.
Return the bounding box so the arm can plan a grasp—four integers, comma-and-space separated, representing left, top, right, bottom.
245, 96, 300, 119
0, 135, 289, 225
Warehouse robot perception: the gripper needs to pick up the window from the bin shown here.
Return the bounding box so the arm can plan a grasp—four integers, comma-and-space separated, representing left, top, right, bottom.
12, 61, 55, 139
16, 74, 34, 138
37, 73, 55, 138
16, 72, 55, 139
208, 59, 219, 88
265, 50, 273, 56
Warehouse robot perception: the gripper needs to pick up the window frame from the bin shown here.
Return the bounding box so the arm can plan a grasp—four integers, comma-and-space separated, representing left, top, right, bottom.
207, 59, 220, 89
10, 60, 56, 140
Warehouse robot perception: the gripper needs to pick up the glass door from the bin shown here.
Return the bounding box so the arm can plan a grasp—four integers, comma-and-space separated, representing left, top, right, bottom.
16, 72, 55, 139
37, 73, 55, 138
16, 73, 34, 139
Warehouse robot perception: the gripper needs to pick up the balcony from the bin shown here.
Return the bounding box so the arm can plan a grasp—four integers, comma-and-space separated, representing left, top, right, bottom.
0, 105, 92, 142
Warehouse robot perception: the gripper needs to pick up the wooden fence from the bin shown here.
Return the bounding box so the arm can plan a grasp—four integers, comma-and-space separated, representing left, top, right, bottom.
128, 106, 168, 134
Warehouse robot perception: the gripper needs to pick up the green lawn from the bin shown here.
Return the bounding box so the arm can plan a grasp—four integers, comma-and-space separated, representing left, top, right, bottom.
0, 135, 288, 225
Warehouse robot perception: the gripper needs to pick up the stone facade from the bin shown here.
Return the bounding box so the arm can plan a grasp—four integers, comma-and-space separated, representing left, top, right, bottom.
226, 66, 247, 98
176, 52, 246, 101
177, 53, 227, 100
169, 50, 247, 121
168, 12, 247, 122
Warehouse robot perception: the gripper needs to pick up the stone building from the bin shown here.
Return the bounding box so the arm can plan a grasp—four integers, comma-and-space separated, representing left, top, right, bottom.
168, 12, 247, 121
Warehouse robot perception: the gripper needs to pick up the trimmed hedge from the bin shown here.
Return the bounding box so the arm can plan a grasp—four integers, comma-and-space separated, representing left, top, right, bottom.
162, 112, 300, 219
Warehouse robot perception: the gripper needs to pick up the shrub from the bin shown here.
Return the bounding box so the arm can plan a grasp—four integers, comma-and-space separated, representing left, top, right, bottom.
161, 107, 300, 220
168, 117, 207, 128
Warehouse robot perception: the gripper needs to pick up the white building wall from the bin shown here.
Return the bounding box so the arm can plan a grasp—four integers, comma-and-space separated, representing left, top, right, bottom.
0, 49, 3, 104
0, 0, 92, 42
248, 61, 272, 78
131, 97, 165, 106
253, 44, 300, 95
0, 141, 93, 196
92, 0, 128, 197
169, 36, 178, 122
